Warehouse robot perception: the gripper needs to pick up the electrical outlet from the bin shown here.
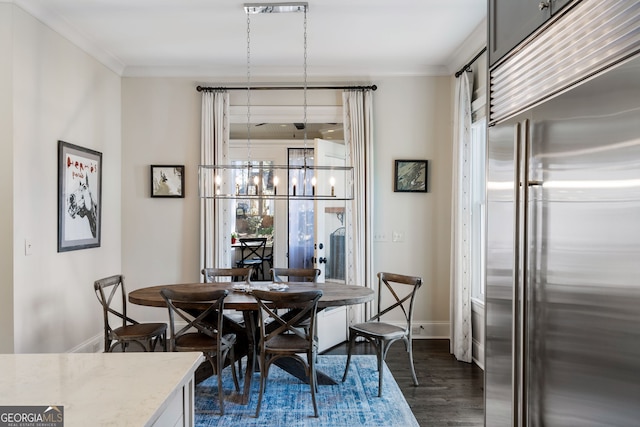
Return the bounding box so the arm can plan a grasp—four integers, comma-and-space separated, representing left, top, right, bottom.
412, 325, 425, 335
392, 231, 404, 242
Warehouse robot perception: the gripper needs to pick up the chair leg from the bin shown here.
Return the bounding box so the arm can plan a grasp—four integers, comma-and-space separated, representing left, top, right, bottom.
341, 332, 356, 382
159, 332, 167, 352
406, 337, 419, 386
214, 354, 225, 416
377, 339, 394, 397
309, 352, 319, 417
377, 343, 385, 397
229, 347, 240, 392
254, 358, 270, 417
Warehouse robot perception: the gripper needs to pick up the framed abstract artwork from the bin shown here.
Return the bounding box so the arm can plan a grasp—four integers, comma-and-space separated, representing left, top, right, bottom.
58, 140, 102, 252
150, 165, 185, 198
394, 159, 428, 193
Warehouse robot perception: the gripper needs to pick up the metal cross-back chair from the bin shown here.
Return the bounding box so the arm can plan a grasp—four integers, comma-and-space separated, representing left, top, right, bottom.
270, 267, 321, 334
202, 266, 253, 283
270, 267, 321, 283
235, 237, 268, 280
252, 289, 323, 418
342, 271, 423, 397
94, 274, 167, 352
160, 288, 239, 415
201, 266, 253, 378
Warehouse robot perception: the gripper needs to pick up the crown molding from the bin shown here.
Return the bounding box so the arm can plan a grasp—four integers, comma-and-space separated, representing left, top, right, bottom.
445, 18, 487, 76
13, 0, 125, 75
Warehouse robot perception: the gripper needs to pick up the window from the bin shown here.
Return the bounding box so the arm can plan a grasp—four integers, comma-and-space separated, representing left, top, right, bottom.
470, 119, 486, 302
232, 160, 275, 240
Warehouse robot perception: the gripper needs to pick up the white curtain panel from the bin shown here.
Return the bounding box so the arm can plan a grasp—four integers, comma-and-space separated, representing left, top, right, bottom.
200, 91, 231, 273
342, 89, 374, 323
450, 71, 473, 363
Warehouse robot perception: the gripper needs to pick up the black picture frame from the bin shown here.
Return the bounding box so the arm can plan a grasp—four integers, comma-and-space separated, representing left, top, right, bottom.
58, 140, 102, 252
150, 165, 185, 198
394, 159, 428, 193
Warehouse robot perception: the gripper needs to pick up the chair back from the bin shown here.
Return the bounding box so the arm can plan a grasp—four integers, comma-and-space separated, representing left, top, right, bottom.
271, 267, 321, 283
94, 274, 137, 333
252, 289, 323, 350
160, 288, 229, 352
202, 267, 253, 283
238, 237, 267, 262
372, 272, 423, 333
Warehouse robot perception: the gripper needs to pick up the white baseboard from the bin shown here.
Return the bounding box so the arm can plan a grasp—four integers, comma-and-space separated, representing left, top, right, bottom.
71, 321, 453, 353
385, 321, 451, 339
413, 321, 450, 339
70, 333, 104, 353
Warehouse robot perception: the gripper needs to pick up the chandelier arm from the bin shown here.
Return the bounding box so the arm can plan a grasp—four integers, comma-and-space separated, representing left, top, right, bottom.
200, 2, 355, 201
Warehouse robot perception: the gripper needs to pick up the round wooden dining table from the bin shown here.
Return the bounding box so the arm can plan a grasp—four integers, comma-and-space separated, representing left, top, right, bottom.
129, 281, 374, 404
129, 281, 373, 310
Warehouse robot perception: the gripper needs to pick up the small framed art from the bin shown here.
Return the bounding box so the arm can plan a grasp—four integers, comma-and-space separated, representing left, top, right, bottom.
58, 140, 102, 252
150, 165, 185, 198
394, 160, 428, 193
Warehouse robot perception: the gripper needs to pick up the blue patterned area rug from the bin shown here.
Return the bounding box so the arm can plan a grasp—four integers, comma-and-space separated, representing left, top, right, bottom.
195, 355, 419, 427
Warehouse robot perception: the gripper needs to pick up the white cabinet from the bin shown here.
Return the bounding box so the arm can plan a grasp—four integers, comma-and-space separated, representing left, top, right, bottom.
0, 352, 203, 427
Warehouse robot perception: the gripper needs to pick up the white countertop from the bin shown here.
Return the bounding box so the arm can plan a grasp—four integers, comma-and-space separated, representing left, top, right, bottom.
0, 352, 204, 427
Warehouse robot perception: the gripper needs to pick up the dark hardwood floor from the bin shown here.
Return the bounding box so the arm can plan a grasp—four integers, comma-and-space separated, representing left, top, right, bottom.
323, 339, 484, 427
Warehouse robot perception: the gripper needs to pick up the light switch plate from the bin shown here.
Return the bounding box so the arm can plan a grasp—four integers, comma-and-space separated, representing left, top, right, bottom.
25, 239, 33, 255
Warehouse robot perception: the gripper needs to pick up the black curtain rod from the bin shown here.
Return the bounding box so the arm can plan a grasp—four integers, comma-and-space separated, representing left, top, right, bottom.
196, 84, 377, 92
455, 47, 487, 78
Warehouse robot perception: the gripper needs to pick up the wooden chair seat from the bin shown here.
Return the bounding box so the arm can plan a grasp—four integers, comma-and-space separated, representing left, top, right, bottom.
266, 333, 310, 350
112, 323, 168, 341
347, 322, 406, 339
174, 333, 220, 351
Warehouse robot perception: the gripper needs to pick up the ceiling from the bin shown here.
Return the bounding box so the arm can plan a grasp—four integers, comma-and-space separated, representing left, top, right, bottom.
13, 0, 487, 78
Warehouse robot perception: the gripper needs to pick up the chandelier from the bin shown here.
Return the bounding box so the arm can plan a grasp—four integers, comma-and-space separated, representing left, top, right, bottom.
199, 2, 354, 201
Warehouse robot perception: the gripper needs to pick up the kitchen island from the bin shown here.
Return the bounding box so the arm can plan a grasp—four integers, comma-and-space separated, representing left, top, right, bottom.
0, 351, 203, 427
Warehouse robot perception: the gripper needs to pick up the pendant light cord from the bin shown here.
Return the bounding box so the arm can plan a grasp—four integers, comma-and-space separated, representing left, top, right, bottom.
246, 10, 252, 167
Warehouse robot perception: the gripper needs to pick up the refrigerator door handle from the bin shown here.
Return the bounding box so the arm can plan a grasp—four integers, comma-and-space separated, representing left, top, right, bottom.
520, 119, 533, 426
513, 119, 533, 426
512, 121, 523, 426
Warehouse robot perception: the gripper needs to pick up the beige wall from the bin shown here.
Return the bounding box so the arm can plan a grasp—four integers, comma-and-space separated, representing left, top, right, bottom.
4, 4, 122, 353
121, 78, 201, 325
372, 76, 453, 337
1, 4, 468, 351
0, 3, 15, 353
121, 75, 454, 336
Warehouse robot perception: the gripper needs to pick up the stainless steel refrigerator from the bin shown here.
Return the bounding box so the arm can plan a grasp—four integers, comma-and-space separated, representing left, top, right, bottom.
485, 37, 640, 427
